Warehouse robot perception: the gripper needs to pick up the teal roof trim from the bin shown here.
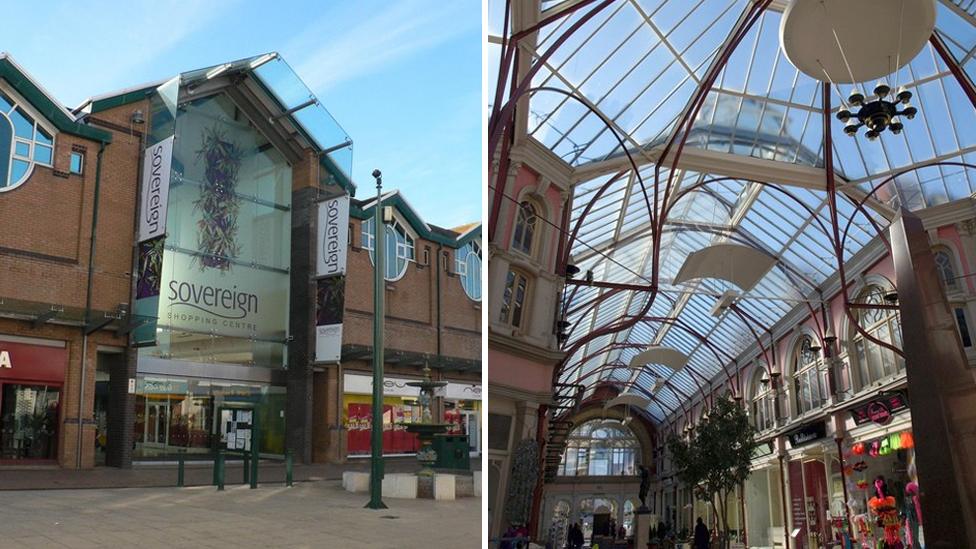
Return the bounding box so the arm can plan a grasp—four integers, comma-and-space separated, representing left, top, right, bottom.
88, 86, 155, 114
0, 58, 112, 143
350, 193, 480, 248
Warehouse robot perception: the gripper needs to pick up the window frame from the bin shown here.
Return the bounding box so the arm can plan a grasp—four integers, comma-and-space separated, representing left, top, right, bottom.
456, 240, 482, 301
499, 268, 530, 329
511, 200, 541, 257
361, 214, 417, 282
69, 151, 85, 175
0, 84, 57, 192
792, 335, 828, 415
850, 284, 904, 391
557, 419, 641, 477
751, 368, 777, 432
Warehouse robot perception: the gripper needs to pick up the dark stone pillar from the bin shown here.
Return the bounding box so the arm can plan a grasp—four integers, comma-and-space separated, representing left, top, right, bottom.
106, 350, 134, 468
891, 211, 976, 546
287, 185, 317, 464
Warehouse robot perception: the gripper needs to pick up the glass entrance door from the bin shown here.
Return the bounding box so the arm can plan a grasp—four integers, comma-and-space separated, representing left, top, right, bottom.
0, 383, 60, 460
144, 400, 170, 448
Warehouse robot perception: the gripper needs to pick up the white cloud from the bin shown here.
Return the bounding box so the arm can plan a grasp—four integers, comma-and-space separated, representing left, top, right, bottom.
288, 0, 477, 92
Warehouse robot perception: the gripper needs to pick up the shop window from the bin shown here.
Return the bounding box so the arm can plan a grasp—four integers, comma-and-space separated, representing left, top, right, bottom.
70, 151, 84, 175
512, 201, 539, 256
0, 384, 60, 460
456, 240, 482, 301
792, 336, 827, 414
933, 249, 957, 290
361, 215, 415, 281
500, 269, 530, 329
851, 284, 904, 390
557, 419, 640, 477
0, 89, 56, 191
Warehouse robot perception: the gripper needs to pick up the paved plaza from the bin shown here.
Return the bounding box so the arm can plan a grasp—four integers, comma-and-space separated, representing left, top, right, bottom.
0, 480, 480, 548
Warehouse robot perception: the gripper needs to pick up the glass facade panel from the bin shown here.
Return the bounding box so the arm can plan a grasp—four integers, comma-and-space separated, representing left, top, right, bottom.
132, 375, 284, 459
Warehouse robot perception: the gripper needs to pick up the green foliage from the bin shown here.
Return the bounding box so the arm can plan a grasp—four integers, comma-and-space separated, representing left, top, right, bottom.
666, 394, 756, 546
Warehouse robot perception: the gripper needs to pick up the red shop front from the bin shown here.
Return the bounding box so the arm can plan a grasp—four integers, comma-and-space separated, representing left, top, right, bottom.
0, 338, 68, 462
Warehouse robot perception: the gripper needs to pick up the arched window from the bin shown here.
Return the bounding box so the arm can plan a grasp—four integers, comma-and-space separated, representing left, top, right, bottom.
751, 367, 777, 431
851, 284, 904, 389
0, 89, 54, 191
793, 336, 827, 414
558, 419, 641, 477
362, 216, 415, 281
933, 249, 957, 290
512, 201, 539, 255
499, 269, 529, 329
579, 497, 618, 542
456, 240, 481, 301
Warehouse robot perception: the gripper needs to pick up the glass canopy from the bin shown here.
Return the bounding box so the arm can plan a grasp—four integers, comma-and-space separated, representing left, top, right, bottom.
489, 0, 976, 423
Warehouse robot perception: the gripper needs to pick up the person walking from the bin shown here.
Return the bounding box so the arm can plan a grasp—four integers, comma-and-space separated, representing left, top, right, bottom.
694, 517, 710, 549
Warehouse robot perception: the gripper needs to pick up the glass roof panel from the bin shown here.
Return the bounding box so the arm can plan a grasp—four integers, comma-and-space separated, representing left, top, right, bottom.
494, 1, 976, 422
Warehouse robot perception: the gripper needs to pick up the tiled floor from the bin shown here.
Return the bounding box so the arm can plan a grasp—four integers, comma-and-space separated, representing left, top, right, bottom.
0, 480, 481, 548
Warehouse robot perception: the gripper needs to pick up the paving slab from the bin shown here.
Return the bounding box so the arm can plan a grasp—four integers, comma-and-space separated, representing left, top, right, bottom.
0, 480, 480, 548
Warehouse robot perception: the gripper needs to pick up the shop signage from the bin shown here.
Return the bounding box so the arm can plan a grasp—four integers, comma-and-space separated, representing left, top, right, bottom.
850, 392, 909, 426
0, 341, 67, 383
158, 251, 288, 340
314, 276, 345, 362
787, 421, 826, 448
344, 374, 480, 401
438, 382, 483, 401
138, 377, 188, 394
345, 373, 420, 397
137, 136, 175, 243
316, 196, 349, 277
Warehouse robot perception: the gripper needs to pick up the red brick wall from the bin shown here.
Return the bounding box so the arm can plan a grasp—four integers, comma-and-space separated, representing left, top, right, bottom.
343, 217, 481, 362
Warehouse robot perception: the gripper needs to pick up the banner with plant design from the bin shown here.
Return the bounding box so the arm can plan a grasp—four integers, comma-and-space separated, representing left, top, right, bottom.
194, 126, 243, 272
315, 276, 345, 362
133, 235, 166, 346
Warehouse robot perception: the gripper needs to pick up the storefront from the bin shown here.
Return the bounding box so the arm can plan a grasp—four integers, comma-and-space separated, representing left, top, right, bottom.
784, 421, 833, 549
131, 83, 292, 460
343, 373, 482, 457
130, 371, 285, 459
0, 338, 67, 462
839, 392, 922, 549
442, 380, 482, 454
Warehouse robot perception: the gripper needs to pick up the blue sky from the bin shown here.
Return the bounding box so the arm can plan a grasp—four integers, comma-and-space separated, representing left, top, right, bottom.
2, 0, 481, 228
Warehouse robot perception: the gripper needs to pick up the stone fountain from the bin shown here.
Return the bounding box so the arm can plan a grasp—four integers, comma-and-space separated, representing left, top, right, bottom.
401, 363, 452, 497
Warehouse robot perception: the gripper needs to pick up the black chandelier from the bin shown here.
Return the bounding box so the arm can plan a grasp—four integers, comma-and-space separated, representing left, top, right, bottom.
837, 82, 917, 140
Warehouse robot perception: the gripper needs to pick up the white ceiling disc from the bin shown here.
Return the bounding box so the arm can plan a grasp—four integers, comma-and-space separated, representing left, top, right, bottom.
780, 0, 936, 84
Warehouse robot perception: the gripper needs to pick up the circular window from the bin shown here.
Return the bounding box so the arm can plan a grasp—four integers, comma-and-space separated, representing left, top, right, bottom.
456, 241, 481, 301
0, 90, 55, 192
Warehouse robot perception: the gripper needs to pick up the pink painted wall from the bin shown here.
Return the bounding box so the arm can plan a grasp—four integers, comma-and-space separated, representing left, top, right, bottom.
488, 347, 556, 394
496, 164, 568, 272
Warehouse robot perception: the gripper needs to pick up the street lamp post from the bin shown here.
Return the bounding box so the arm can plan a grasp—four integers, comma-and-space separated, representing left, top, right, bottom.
366, 168, 388, 510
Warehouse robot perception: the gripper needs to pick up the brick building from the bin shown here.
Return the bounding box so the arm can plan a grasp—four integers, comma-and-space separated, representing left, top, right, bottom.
0, 52, 481, 470
311, 192, 482, 463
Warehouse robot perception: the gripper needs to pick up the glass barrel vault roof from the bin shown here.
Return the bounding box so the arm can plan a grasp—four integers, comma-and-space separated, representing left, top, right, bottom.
489, 0, 976, 423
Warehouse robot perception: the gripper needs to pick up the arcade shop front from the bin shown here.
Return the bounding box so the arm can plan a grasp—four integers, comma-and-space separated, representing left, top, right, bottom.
0, 338, 67, 462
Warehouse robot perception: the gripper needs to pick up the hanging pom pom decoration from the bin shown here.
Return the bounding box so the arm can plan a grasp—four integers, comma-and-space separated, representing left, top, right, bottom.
889, 433, 902, 450
879, 437, 892, 456
843, 465, 854, 477
870, 440, 880, 457
901, 431, 914, 449
852, 442, 865, 455
853, 460, 868, 472
855, 476, 869, 490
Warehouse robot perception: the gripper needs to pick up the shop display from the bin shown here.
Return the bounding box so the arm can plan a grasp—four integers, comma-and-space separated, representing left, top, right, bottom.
841, 429, 923, 549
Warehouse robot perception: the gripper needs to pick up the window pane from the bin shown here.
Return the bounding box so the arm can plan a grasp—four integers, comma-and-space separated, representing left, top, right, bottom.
14, 140, 29, 158
956, 308, 973, 348
35, 126, 53, 146
34, 144, 52, 165
70, 152, 84, 174
10, 107, 33, 139
10, 159, 29, 183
